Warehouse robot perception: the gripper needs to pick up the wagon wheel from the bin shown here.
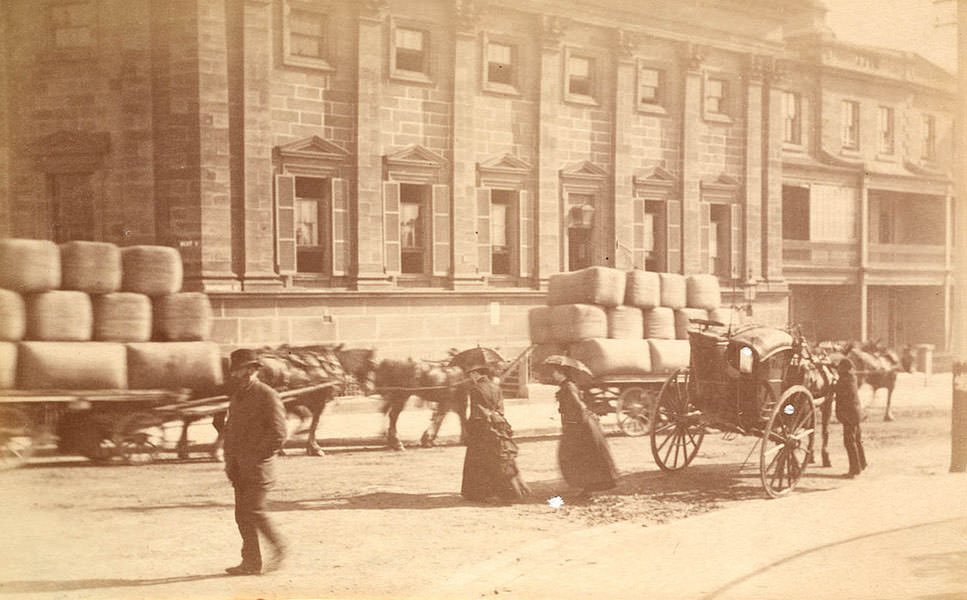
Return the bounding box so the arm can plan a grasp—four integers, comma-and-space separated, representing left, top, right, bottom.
760, 385, 815, 498
650, 368, 705, 471
116, 412, 166, 465
0, 407, 34, 470
615, 386, 655, 437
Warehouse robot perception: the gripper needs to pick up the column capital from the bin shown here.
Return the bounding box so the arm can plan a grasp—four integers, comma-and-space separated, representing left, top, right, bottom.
540, 15, 569, 50
680, 42, 708, 72
613, 29, 640, 62
358, 0, 388, 22
453, 0, 483, 35
746, 54, 770, 84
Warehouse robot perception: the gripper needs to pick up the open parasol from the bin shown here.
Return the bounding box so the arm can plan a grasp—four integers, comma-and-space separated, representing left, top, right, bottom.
538, 355, 594, 385
448, 346, 507, 373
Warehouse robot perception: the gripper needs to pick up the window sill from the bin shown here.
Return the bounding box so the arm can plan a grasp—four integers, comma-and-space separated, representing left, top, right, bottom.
782, 142, 806, 153
482, 81, 522, 98
703, 112, 733, 125
840, 147, 861, 157
636, 103, 668, 117
564, 93, 600, 108
283, 54, 335, 72
390, 70, 433, 85
875, 152, 897, 162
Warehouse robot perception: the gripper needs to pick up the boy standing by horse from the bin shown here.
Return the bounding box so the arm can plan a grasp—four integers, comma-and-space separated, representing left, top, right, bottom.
833, 357, 867, 478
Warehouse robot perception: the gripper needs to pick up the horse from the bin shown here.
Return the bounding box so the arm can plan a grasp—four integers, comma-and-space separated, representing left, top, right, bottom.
206, 345, 377, 460
374, 358, 469, 451
785, 334, 839, 468
841, 341, 900, 422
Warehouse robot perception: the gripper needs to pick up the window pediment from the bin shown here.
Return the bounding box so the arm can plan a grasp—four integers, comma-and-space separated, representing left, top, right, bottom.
560, 160, 608, 182
477, 154, 532, 188
384, 145, 448, 183
700, 173, 741, 192
633, 165, 677, 189
276, 136, 349, 163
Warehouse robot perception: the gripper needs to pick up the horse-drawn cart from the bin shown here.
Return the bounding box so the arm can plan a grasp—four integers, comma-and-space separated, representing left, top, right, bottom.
582, 375, 667, 437
649, 320, 824, 498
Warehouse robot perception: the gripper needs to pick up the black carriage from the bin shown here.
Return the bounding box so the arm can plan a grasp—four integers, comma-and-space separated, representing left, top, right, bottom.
649, 320, 819, 498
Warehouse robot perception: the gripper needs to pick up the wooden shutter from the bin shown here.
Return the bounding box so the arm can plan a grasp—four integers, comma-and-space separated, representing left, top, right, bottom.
330, 178, 349, 276
700, 201, 711, 274
431, 184, 451, 277
383, 182, 401, 275
476, 188, 491, 275
632, 197, 646, 269
518, 189, 533, 277
666, 199, 681, 273
275, 173, 297, 275
730, 203, 742, 279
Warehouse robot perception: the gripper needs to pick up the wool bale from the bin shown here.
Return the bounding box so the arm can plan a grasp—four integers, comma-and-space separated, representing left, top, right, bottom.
643, 306, 676, 340
648, 339, 691, 373
658, 273, 687, 309
26, 291, 93, 341
153, 292, 213, 341
675, 308, 709, 340
709, 307, 745, 328
126, 342, 223, 393
549, 304, 608, 343
686, 274, 721, 310
0, 342, 16, 388
121, 246, 183, 296
93, 293, 152, 342
0, 238, 61, 293
607, 306, 644, 339
0, 289, 26, 342
60, 241, 122, 294
570, 339, 652, 377
17, 341, 127, 389
547, 267, 626, 307
528, 306, 554, 344
625, 270, 660, 309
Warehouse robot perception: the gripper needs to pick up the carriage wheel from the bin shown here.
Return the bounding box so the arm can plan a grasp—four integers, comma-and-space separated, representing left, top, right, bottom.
650, 368, 705, 471
760, 385, 815, 498
0, 408, 34, 470
116, 412, 166, 465
615, 386, 654, 437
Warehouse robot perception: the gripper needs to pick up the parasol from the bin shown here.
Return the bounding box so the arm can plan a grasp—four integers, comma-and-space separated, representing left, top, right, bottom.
448, 346, 507, 373
538, 355, 594, 385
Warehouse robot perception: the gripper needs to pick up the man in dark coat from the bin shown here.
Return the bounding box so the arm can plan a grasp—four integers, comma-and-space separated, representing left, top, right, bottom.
223, 348, 288, 575
832, 357, 867, 478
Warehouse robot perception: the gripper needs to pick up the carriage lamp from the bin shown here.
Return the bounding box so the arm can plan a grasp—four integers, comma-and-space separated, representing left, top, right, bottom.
741, 272, 758, 316
569, 203, 596, 228
738, 346, 755, 373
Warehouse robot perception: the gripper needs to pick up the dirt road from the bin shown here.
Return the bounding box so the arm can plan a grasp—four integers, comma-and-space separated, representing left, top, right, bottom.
0, 404, 954, 600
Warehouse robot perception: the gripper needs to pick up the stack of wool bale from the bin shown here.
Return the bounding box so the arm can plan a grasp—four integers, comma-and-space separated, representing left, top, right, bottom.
528, 266, 745, 380
0, 238, 221, 394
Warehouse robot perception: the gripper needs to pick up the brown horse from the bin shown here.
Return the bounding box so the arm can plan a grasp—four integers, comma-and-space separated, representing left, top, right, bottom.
786, 335, 838, 468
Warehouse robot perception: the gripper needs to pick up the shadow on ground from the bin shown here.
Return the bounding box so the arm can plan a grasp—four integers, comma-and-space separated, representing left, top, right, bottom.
0, 573, 227, 595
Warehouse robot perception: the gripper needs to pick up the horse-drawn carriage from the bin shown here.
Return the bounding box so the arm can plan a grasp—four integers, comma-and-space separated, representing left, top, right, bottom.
648, 319, 825, 498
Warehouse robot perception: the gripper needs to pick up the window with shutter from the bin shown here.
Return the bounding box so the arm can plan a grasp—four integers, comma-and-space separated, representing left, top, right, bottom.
518, 190, 533, 278
476, 188, 492, 275
275, 174, 297, 275
431, 184, 451, 276
331, 178, 349, 276
383, 182, 402, 275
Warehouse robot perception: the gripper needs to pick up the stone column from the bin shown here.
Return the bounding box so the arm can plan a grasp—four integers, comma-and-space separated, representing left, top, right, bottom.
761, 59, 785, 282
679, 43, 705, 274
536, 16, 567, 281
859, 177, 869, 341
743, 55, 766, 282
611, 30, 637, 271
0, 12, 9, 239
354, 0, 391, 287
451, 0, 482, 287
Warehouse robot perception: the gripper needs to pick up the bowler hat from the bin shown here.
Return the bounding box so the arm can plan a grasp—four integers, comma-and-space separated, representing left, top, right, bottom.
230, 348, 262, 371
837, 357, 854, 372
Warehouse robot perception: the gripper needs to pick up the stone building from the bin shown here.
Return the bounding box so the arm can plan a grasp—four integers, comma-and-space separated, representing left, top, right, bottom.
0, 0, 954, 359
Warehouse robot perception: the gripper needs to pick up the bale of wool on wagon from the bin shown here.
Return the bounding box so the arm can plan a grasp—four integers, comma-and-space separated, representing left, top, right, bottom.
686, 274, 721, 311
92, 293, 152, 342
658, 273, 687, 309
121, 245, 183, 296
709, 306, 745, 328
607, 305, 645, 339
0, 342, 16, 388
642, 306, 676, 340
675, 308, 709, 340
153, 292, 213, 341
0, 289, 26, 342
569, 339, 652, 378
59, 241, 122, 294
528, 306, 554, 344
126, 341, 223, 393
17, 341, 128, 389
26, 290, 93, 341
549, 303, 608, 343
547, 267, 626, 307
624, 270, 661, 309
647, 339, 691, 373
0, 238, 61, 294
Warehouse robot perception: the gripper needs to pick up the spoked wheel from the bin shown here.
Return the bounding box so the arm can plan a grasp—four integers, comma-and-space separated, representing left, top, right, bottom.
615, 386, 655, 437
760, 385, 815, 498
0, 408, 34, 470
116, 412, 166, 465
650, 368, 705, 471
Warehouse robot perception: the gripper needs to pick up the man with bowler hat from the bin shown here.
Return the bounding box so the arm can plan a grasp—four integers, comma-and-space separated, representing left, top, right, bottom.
223, 348, 288, 575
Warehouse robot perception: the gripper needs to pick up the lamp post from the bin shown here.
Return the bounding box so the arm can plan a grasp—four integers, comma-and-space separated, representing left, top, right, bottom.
743, 270, 758, 317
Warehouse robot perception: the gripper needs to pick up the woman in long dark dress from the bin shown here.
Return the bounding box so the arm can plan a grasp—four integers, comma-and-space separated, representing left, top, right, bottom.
460, 366, 530, 503
550, 367, 617, 496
